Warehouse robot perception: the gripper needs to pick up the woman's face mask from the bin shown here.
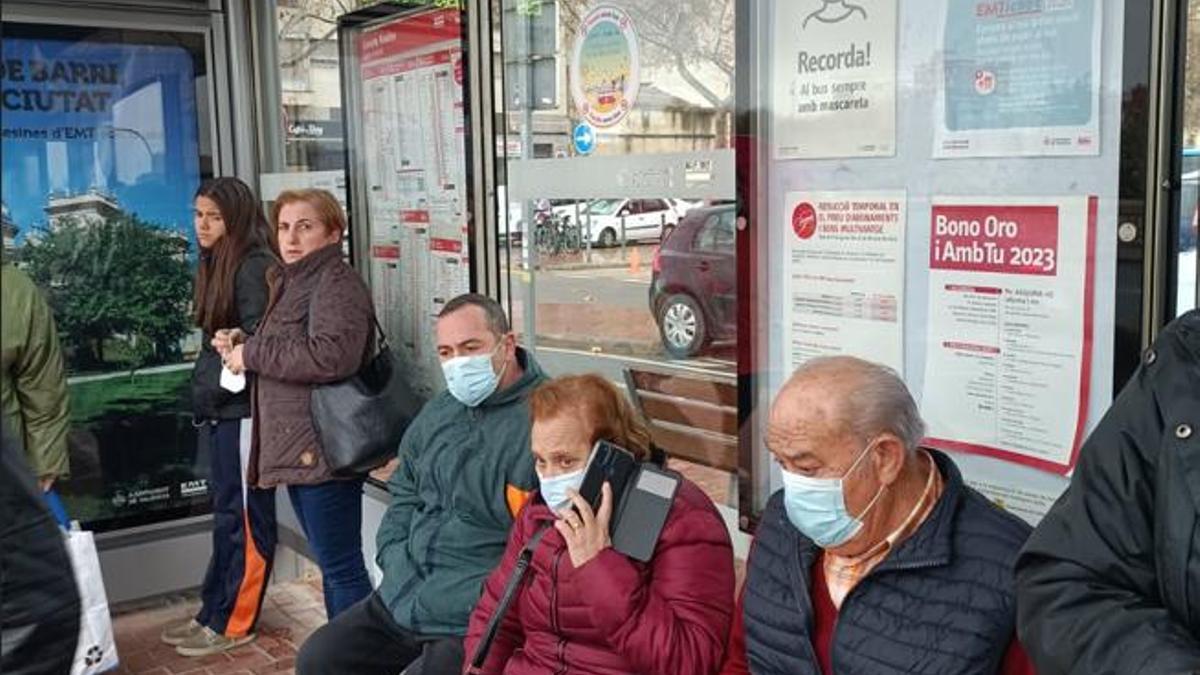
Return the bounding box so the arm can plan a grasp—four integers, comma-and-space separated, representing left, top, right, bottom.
441, 341, 507, 407
779, 439, 885, 548
537, 464, 587, 511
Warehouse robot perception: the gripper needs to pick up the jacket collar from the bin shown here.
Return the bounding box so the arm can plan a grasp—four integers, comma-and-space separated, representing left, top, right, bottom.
279, 243, 342, 281
478, 346, 546, 408
789, 448, 962, 574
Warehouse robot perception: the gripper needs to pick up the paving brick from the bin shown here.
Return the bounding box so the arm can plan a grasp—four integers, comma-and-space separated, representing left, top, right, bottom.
225, 649, 273, 670
250, 657, 295, 674
120, 648, 159, 673
263, 644, 296, 660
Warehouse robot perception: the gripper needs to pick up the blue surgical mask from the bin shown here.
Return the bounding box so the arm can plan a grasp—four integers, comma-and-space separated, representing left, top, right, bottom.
780, 441, 884, 548
442, 342, 507, 407
537, 466, 586, 511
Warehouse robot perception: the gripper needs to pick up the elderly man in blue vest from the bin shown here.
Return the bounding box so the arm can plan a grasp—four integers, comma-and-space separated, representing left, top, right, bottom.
721, 356, 1035, 675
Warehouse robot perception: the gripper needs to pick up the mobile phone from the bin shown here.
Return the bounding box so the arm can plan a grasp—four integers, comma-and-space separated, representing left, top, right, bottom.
576, 439, 638, 529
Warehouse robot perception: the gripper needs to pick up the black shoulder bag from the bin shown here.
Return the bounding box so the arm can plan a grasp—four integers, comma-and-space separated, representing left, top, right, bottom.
307, 295, 423, 476
467, 524, 551, 673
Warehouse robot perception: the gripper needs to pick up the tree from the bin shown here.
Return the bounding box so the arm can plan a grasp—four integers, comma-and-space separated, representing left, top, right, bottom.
23, 214, 193, 372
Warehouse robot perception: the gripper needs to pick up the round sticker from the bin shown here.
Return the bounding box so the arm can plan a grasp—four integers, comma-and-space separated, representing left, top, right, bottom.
792, 202, 818, 240
570, 6, 640, 128
974, 69, 997, 96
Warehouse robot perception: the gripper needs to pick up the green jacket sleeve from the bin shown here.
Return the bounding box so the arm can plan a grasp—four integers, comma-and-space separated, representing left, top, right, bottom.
12, 276, 71, 479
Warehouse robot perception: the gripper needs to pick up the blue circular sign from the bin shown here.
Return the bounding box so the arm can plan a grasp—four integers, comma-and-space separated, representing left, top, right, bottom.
573, 123, 596, 156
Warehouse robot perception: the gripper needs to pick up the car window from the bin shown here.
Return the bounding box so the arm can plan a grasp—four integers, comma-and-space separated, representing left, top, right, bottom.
586, 199, 623, 215
695, 211, 736, 251
645, 199, 668, 212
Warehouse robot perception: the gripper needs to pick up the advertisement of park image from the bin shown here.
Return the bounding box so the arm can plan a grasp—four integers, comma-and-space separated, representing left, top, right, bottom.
2, 27, 207, 530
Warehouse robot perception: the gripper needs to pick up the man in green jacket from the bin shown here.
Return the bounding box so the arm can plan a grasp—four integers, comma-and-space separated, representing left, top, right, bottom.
297, 293, 546, 675
1, 263, 70, 489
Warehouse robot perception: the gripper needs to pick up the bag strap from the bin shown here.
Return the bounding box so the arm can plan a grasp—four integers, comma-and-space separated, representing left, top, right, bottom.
468, 523, 551, 671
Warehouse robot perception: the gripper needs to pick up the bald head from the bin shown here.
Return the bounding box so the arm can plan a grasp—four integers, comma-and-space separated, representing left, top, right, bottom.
771, 356, 925, 459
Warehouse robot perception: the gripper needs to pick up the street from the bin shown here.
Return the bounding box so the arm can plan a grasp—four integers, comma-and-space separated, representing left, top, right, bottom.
506, 250, 736, 386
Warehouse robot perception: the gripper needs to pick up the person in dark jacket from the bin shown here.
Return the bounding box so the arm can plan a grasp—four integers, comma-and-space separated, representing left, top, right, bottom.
296, 294, 546, 675
721, 356, 1035, 675
163, 177, 279, 657
0, 423, 79, 675
1016, 309, 1200, 675
220, 189, 375, 621
463, 373, 736, 675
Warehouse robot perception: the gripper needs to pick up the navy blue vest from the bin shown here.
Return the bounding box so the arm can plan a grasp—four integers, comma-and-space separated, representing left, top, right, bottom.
743, 450, 1032, 675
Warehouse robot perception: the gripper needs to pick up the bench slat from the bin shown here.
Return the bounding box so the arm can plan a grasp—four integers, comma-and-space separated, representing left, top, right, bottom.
647, 421, 738, 473
628, 370, 737, 407
638, 391, 738, 436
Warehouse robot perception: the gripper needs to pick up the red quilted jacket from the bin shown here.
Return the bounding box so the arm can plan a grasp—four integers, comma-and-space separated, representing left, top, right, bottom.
464, 478, 735, 675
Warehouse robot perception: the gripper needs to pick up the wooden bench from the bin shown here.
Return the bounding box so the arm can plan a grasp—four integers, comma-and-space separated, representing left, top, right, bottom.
623, 366, 739, 500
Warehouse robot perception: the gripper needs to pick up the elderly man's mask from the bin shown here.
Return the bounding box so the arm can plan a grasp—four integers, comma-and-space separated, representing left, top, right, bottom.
780, 439, 885, 547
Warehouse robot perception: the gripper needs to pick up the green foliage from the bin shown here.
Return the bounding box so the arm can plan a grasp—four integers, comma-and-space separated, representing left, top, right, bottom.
69, 368, 191, 425
23, 213, 193, 370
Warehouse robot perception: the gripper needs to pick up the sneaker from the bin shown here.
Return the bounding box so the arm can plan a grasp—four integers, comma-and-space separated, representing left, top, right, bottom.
160, 618, 202, 646
175, 626, 255, 657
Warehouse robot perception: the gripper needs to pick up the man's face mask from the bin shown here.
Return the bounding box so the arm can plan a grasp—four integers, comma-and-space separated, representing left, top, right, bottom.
779, 439, 885, 548
441, 339, 508, 407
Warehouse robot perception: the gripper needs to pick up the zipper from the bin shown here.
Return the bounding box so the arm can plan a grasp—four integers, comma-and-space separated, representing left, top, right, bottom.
829, 558, 943, 672
551, 547, 568, 675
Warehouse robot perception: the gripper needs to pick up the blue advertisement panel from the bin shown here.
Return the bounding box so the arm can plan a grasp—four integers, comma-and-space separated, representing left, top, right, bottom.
934, 0, 1102, 158
2, 25, 210, 531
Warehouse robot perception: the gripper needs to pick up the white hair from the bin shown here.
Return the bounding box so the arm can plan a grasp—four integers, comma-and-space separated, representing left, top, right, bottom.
788, 356, 926, 454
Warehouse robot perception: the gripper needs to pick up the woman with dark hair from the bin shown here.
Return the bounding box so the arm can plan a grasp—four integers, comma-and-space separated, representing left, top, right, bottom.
162, 177, 279, 657
219, 189, 376, 620
463, 373, 736, 675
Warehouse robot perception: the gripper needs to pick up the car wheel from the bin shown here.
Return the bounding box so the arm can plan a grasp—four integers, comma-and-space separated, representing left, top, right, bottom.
658, 293, 708, 358
598, 227, 618, 248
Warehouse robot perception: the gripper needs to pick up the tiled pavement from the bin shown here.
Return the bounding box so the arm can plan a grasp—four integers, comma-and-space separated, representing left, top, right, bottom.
111, 576, 325, 675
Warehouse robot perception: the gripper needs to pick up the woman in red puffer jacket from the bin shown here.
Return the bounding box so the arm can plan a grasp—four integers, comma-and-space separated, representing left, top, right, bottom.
464, 373, 735, 675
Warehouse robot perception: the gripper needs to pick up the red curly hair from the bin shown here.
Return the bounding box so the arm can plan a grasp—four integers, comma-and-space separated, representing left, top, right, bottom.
529, 374, 653, 461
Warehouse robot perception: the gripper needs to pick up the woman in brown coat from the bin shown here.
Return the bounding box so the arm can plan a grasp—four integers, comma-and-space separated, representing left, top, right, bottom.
220, 189, 375, 618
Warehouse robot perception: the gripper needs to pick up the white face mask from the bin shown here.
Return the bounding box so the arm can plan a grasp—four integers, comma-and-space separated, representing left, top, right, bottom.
779, 440, 885, 548
441, 341, 507, 407
537, 466, 586, 511
537, 444, 596, 511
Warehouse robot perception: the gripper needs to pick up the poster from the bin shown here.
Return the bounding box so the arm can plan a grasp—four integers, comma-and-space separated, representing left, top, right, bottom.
921, 196, 1096, 473
783, 191, 906, 374
771, 0, 897, 160
934, 0, 1102, 158
570, 5, 640, 128
356, 9, 471, 398
1, 30, 206, 530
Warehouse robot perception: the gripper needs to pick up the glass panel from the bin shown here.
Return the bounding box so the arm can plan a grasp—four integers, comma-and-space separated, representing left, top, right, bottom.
2, 22, 212, 531
496, 0, 740, 514
276, 0, 350, 174
743, 0, 1156, 526
1176, 3, 1199, 316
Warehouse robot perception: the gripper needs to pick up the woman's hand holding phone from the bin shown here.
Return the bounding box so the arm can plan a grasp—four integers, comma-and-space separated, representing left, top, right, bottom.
555, 482, 613, 568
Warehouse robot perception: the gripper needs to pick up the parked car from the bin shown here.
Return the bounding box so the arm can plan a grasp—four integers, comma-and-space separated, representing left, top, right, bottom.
649, 204, 737, 357
580, 198, 681, 247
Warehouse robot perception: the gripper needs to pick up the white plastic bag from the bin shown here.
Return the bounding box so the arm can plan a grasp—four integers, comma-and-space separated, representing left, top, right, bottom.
64, 525, 119, 674
220, 365, 246, 393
